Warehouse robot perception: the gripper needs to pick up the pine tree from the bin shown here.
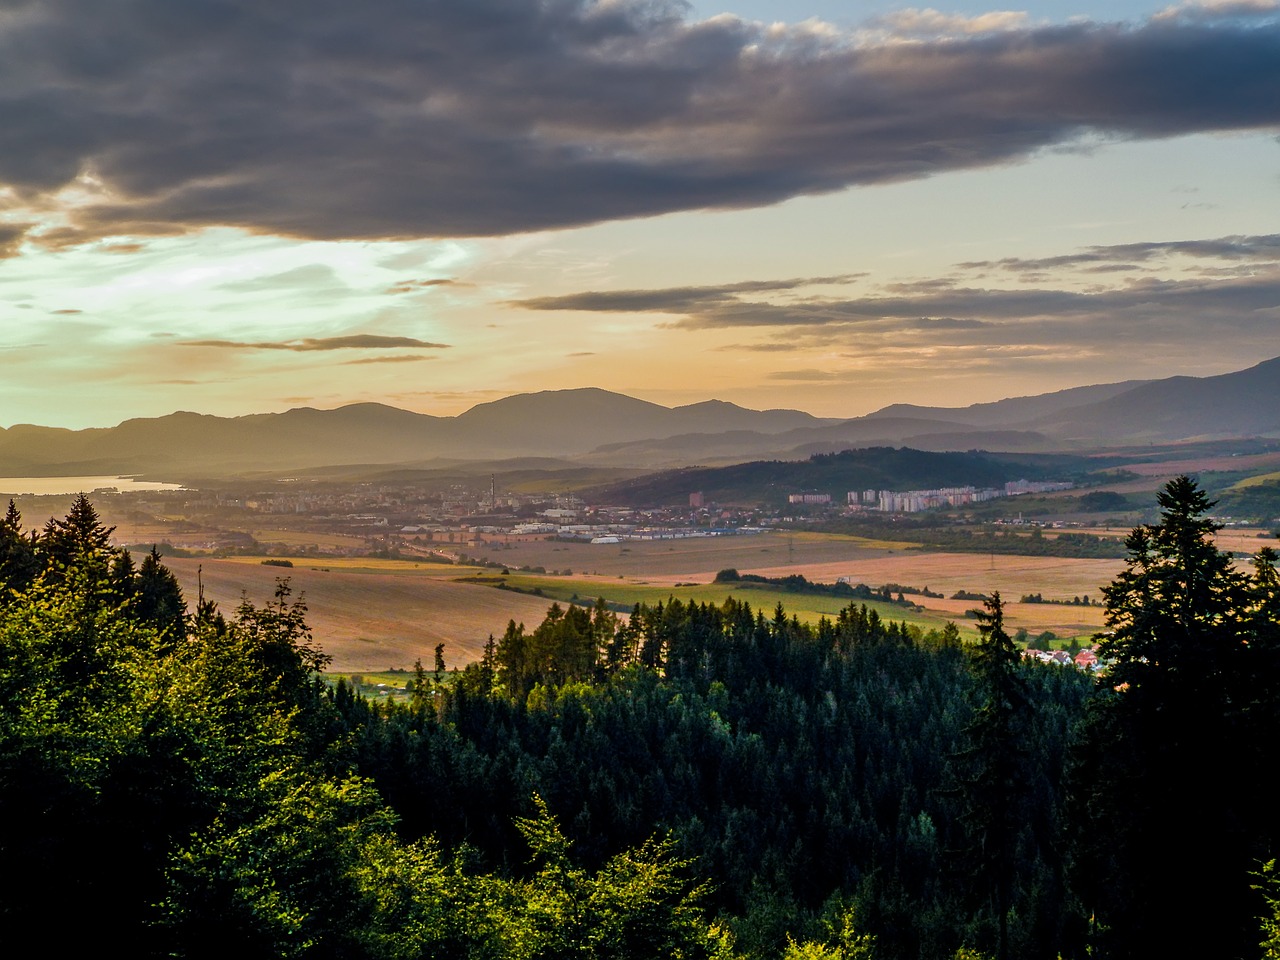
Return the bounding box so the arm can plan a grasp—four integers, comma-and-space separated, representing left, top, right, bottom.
950, 592, 1028, 960
39, 493, 119, 589
136, 546, 187, 641
0, 500, 38, 598
1071, 476, 1275, 959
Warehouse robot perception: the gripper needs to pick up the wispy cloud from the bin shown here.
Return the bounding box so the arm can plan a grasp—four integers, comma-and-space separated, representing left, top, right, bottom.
2, 1, 1277, 244
342, 354, 437, 365
766, 369, 847, 381
385, 278, 459, 295
219, 264, 344, 292
514, 275, 862, 313
508, 233, 1280, 360
180, 335, 450, 352
958, 234, 1280, 272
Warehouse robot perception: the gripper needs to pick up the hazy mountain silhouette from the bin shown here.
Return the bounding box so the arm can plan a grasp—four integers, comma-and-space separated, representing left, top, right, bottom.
0, 389, 831, 476
1028, 357, 1280, 443
1, 358, 1276, 478
865, 379, 1149, 428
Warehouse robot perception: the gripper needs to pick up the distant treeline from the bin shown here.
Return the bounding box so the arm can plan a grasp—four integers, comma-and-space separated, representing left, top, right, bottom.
712, 568, 923, 607
1216, 478, 1280, 524
586, 446, 1077, 507
1021, 592, 1098, 607
929, 529, 1127, 559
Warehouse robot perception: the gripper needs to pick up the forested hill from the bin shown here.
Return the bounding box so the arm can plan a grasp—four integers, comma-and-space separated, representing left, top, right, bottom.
2, 484, 1279, 959
585, 446, 1080, 507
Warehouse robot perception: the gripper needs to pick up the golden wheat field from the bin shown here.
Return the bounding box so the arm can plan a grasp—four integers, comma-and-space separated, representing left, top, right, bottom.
163, 556, 557, 672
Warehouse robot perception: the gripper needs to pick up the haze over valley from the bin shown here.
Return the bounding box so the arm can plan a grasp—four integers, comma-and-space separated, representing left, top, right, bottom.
4, 3, 1280, 957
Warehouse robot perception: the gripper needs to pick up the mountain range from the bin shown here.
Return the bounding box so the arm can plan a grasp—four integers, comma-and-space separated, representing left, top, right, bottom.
2, 357, 1278, 479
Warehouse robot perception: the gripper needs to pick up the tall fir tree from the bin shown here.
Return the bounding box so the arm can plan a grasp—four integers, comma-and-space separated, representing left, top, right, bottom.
1069, 476, 1276, 959
949, 592, 1029, 960
0, 500, 38, 598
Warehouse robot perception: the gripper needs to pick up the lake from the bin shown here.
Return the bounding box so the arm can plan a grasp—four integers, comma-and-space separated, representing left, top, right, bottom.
0, 476, 185, 496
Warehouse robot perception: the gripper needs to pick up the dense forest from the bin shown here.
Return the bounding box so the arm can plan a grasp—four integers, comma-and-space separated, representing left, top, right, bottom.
1, 480, 1278, 958
584, 447, 1069, 508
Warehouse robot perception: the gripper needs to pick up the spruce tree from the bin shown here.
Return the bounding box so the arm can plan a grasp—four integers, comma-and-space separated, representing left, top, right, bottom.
950, 592, 1028, 960
0, 500, 38, 598
40, 493, 118, 583
1070, 476, 1274, 959
136, 546, 187, 641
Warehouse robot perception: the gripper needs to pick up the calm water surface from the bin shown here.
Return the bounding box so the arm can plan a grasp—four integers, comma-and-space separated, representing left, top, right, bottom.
0, 476, 184, 496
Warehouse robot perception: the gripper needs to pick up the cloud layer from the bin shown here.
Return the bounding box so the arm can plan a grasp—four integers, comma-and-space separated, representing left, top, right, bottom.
2, 0, 1278, 246
514, 233, 1280, 360
181, 335, 449, 352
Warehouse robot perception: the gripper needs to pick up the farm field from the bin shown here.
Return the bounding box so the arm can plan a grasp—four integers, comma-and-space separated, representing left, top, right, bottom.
15, 496, 1185, 663
461, 529, 916, 578
161, 527, 1123, 672
1229, 470, 1280, 489
462, 572, 945, 634
713, 552, 1118, 640
230, 527, 373, 551
163, 556, 556, 672
1069, 524, 1275, 556
1097, 450, 1280, 479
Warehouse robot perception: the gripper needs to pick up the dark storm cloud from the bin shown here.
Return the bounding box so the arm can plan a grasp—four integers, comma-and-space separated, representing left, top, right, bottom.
0, 224, 30, 257
3, 1, 1278, 243
181, 335, 450, 351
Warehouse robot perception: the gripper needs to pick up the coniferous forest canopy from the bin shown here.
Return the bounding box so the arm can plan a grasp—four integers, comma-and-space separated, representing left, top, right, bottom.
1, 480, 1278, 959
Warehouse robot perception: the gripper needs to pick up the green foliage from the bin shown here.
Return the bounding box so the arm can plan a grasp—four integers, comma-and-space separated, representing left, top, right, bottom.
1076, 491, 1128, 512
348, 590, 1089, 960
516, 795, 731, 960
917, 528, 1127, 559
0, 498, 370, 952
590, 447, 1046, 507
1069, 476, 1280, 959
714, 569, 919, 608
782, 907, 876, 960
1216, 477, 1280, 523
948, 594, 1031, 960
162, 771, 395, 957
1257, 860, 1280, 960
1, 497, 747, 959
0, 499, 38, 596
9, 487, 1276, 960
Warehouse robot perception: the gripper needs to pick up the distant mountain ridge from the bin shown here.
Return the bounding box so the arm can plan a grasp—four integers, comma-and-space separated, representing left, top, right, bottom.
2, 357, 1277, 478
0, 389, 834, 477
865, 379, 1151, 428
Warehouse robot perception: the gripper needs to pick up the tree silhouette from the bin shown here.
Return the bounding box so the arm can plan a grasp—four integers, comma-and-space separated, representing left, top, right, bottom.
950, 592, 1028, 960
1072, 475, 1274, 959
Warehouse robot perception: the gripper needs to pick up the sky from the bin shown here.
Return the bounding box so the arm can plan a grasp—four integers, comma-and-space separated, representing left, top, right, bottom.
1, 0, 1278, 429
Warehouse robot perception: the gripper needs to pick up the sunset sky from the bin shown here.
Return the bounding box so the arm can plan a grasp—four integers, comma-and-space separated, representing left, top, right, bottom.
1, 0, 1277, 429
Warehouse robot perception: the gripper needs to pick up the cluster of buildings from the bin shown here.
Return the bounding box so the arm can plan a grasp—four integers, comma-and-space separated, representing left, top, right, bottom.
1023, 646, 1102, 672
839, 480, 1074, 514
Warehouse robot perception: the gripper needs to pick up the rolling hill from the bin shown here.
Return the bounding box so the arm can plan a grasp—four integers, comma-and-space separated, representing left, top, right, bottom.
2, 357, 1277, 478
